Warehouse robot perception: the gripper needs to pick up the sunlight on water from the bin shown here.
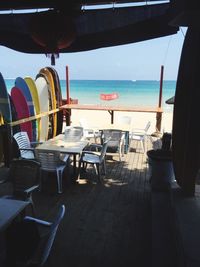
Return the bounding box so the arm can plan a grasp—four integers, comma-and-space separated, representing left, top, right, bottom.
5, 79, 176, 112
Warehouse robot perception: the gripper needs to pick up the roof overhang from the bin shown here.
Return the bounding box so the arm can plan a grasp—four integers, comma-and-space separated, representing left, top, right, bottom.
0, 1, 169, 11
0, 2, 178, 54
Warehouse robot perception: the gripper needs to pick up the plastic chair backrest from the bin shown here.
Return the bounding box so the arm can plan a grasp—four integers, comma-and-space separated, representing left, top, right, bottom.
117, 116, 132, 125
35, 149, 61, 171
40, 205, 65, 266
79, 118, 87, 127
8, 159, 40, 194
99, 139, 110, 162
101, 129, 123, 153
64, 126, 83, 142
144, 121, 151, 133
13, 132, 34, 159
102, 129, 122, 145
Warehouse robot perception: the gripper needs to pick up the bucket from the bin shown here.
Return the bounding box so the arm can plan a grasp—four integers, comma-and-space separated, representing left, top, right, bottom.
147, 149, 175, 191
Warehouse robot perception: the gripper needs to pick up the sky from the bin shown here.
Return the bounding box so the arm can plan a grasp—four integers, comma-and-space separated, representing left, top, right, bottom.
0, 27, 186, 81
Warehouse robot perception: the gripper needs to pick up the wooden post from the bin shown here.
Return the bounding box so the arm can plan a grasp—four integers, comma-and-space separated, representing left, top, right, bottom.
66, 66, 70, 104
156, 65, 164, 132
66, 66, 71, 125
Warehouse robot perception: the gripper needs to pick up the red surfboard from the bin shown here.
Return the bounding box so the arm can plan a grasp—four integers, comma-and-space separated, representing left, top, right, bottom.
11, 87, 33, 141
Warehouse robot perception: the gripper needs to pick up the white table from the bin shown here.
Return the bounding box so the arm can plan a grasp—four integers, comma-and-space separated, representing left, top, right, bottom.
0, 198, 29, 231
35, 134, 88, 180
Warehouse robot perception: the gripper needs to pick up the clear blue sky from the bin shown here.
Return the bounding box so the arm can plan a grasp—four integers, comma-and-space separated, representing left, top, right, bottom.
0, 27, 186, 81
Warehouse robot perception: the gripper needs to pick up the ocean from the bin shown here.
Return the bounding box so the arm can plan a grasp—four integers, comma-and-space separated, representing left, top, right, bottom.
5, 79, 176, 112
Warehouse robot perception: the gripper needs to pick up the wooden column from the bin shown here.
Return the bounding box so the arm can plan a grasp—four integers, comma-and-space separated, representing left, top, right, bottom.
65, 66, 71, 126
156, 65, 164, 132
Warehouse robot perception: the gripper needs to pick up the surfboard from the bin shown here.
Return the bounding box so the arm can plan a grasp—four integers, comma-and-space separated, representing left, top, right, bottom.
36, 73, 53, 140
9, 95, 21, 135
39, 67, 57, 138
35, 76, 49, 142
172, 28, 200, 196
24, 77, 41, 141
46, 67, 63, 135
0, 72, 13, 166
15, 77, 36, 142
11, 87, 33, 141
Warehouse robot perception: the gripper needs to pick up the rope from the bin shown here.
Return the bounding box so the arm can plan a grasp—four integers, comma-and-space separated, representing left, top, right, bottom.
162, 27, 186, 65
162, 35, 172, 66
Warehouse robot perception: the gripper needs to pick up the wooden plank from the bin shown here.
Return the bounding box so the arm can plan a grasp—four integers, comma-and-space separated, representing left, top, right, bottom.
0, 136, 154, 267
61, 104, 163, 113
9, 108, 60, 126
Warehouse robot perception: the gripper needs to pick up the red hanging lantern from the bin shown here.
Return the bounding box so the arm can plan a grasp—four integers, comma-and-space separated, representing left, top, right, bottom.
30, 10, 76, 65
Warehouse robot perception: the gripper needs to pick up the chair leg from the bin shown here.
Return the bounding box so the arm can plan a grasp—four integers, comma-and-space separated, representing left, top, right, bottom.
94, 133, 97, 143
77, 160, 82, 181
29, 195, 37, 216
39, 169, 43, 192
94, 164, 98, 176
96, 164, 102, 182
141, 139, 145, 153
102, 160, 106, 176
121, 142, 125, 160
56, 168, 64, 194
83, 162, 88, 171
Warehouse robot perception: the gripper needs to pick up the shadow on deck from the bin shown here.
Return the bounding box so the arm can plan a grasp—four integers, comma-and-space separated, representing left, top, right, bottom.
32, 139, 152, 267
1, 136, 199, 267
0, 137, 166, 267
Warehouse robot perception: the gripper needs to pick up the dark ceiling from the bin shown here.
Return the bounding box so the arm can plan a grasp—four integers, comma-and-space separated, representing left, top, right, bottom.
0, 1, 179, 57
0, 1, 168, 11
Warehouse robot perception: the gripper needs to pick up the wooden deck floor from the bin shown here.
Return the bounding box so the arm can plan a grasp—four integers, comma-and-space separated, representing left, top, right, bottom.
33, 138, 157, 267
0, 137, 160, 267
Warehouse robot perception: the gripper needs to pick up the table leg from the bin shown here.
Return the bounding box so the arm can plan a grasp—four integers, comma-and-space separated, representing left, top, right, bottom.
73, 155, 76, 175
72, 154, 80, 183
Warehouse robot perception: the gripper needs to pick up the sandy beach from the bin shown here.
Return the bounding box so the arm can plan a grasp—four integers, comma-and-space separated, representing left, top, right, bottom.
69, 109, 173, 134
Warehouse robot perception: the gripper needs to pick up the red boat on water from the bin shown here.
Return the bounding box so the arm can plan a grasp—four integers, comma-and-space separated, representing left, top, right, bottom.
100, 92, 119, 101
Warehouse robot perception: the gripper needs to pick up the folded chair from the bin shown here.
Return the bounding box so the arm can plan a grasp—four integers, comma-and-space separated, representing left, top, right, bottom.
5, 205, 65, 267
35, 149, 69, 194
78, 139, 110, 182
1, 159, 40, 214
101, 129, 125, 161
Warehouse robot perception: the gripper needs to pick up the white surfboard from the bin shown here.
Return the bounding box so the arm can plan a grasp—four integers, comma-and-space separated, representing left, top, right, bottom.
35, 76, 49, 142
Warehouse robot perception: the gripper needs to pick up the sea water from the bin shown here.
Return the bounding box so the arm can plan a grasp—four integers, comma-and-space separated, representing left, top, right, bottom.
5, 79, 176, 113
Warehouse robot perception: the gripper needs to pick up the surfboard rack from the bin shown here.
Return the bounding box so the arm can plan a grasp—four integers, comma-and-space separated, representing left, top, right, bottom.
9, 108, 60, 127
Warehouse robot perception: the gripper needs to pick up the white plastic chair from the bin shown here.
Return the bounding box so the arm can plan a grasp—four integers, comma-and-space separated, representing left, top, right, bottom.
78, 139, 110, 182
6, 205, 65, 267
131, 121, 151, 153
101, 129, 125, 161
79, 118, 100, 142
35, 149, 69, 194
13, 132, 41, 159
1, 159, 40, 215
116, 115, 132, 126
64, 126, 83, 142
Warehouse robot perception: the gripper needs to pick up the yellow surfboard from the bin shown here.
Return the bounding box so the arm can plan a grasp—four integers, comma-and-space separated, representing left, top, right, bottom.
39, 68, 57, 138
24, 77, 41, 141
